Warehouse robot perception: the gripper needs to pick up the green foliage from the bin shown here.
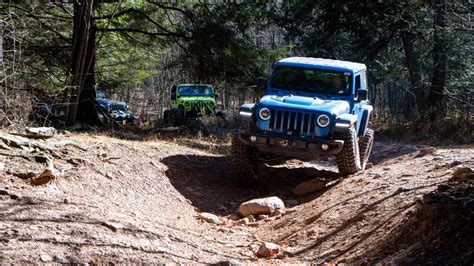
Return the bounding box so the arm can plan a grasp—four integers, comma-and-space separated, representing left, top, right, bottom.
176, 2, 268, 85
1, 1, 470, 127
96, 30, 159, 90
94, 2, 175, 90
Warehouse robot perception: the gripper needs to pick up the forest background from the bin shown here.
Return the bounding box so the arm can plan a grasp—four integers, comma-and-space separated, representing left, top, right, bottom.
0, 1, 471, 142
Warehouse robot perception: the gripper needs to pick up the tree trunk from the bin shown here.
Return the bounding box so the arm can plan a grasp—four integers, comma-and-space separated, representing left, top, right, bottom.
401, 30, 426, 111
428, 0, 447, 107
68, 0, 98, 125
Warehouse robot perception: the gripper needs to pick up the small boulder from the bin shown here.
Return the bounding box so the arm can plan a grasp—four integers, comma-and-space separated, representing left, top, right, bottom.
199, 212, 221, 225
292, 179, 325, 196
236, 217, 249, 226
40, 253, 53, 262
30, 169, 55, 186
239, 196, 285, 217
452, 166, 472, 177
257, 242, 281, 257
415, 147, 436, 158
26, 127, 57, 138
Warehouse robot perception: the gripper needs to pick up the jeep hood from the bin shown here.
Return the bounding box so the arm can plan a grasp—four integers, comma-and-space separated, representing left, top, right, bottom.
178, 96, 214, 101
259, 95, 350, 116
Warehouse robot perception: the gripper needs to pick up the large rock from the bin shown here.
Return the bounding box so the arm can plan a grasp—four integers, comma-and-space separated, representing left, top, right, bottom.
452, 166, 472, 177
239, 196, 285, 217
26, 127, 57, 138
292, 179, 325, 195
257, 242, 281, 257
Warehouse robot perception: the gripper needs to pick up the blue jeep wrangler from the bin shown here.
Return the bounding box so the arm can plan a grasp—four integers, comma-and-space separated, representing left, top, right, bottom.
96, 90, 135, 123
232, 57, 374, 185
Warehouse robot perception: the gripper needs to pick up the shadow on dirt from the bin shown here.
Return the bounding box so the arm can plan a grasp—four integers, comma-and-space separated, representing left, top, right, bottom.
369, 142, 418, 165
161, 154, 341, 214
161, 141, 417, 214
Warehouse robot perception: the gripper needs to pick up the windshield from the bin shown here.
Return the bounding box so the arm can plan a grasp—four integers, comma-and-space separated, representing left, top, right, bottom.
270, 66, 352, 96
178, 85, 213, 96
96, 90, 107, 99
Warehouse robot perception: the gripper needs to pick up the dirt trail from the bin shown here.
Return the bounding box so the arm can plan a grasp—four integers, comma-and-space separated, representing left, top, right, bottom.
0, 133, 472, 263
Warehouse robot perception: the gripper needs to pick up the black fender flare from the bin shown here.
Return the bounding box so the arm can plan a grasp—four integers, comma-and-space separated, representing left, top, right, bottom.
358, 105, 373, 137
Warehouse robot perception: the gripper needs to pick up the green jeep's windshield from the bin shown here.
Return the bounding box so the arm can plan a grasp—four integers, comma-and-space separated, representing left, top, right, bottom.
178, 85, 213, 97
270, 66, 352, 96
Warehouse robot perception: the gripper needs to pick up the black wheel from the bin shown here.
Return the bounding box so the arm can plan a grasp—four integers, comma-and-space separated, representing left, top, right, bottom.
359, 128, 374, 170
335, 126, 362, 176
170, 108, 184, 126
231, 134, 260, 187
163, 109, 171, 126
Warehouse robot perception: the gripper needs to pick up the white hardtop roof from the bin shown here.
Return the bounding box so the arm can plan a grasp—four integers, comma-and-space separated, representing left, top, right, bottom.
278, 57, 367, 72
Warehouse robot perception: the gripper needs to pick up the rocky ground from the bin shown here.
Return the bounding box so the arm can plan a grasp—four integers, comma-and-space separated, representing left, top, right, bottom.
0, 131, 472, 264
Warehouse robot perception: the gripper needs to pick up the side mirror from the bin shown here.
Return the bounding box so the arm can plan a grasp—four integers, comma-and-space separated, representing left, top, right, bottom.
257, 77, 267, 95
357, 88, 368, 101
215, 92, 220, 99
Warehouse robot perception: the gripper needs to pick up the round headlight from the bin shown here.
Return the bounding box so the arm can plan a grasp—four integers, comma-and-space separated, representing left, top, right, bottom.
259, 108, 271, 120
184, 102, 190, 106
317, 114, 330, 127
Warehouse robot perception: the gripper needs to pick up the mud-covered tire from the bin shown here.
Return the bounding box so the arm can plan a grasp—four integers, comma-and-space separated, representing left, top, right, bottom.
335, 127, 362, 176
359, 128, 374, 170
231, 134, 259, 187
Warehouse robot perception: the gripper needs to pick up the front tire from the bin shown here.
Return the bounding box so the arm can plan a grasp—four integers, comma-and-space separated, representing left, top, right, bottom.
231, 134, 260, 187
335, 126, 362, 176
163, 109, 171, 126
169, 108, 185, 126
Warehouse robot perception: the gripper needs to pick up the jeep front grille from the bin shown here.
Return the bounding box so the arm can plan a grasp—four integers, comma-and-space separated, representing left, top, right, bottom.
268, 109, 318, 136
110, 104, 127, 111
190, 101, 211, 109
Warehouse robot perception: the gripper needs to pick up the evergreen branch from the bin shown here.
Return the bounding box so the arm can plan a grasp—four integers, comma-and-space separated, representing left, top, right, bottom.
96, 27, 184, 38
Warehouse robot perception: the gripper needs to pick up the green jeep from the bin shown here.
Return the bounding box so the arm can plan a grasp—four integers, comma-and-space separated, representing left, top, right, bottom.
163, 84, 220, 126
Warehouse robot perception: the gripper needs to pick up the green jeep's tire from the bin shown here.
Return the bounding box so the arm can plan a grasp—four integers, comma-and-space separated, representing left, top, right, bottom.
335, 126, 362, 176
163, 110, 171, 126
359, 128, 374, 170
231, 134, 259, 187
170, 108, 185, 126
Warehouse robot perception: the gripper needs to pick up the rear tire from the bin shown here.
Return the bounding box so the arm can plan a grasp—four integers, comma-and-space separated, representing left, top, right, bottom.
359, 128, 374, 170
231, 134, 260, 187
335, 126, 362, 176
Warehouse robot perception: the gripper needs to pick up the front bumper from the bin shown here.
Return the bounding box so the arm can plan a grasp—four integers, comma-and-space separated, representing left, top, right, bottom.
238, 130, 344, 160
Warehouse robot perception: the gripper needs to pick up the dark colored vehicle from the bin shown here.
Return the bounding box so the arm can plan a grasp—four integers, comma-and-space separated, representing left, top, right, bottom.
96, 90, 134, 123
